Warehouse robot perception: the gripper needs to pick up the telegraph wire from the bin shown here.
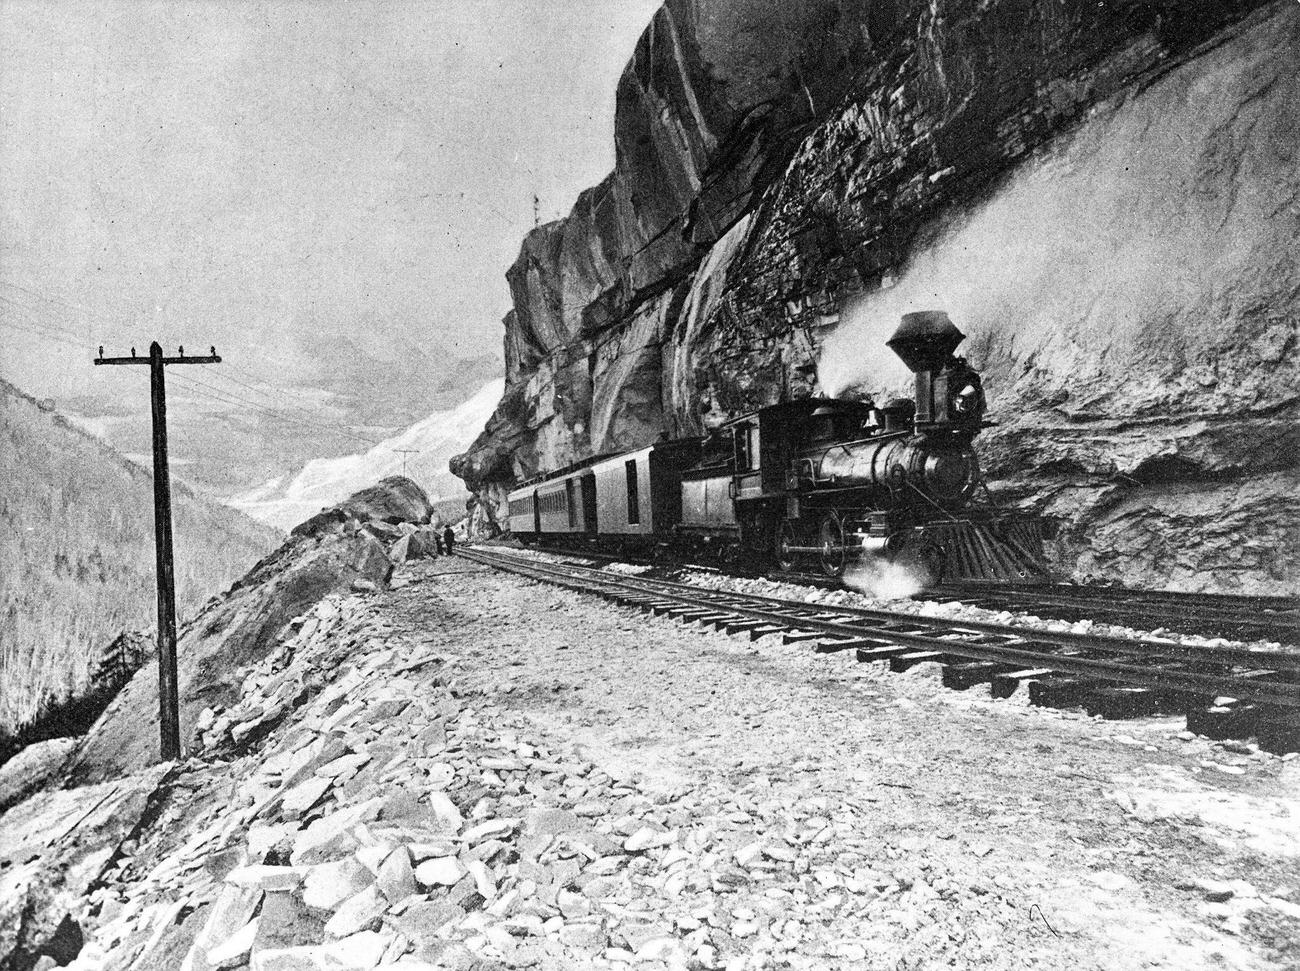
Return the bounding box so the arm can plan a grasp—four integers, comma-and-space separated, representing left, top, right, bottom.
200, 362, 337, 417
0, 284, 372, 431
2, 280, 409, 430
167, 377, 385, 451
0, 316, 85, 350
171, 368, 386, 446
0, 295, 87, 343
165, 371, 384, 449
0, 285, 317, 411
0, 312, 387, 449
1, 280, 366, 418
0, 281, 102, 325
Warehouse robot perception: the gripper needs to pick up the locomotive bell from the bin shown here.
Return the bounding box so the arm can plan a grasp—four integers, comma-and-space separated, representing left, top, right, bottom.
886, 311, 965, 373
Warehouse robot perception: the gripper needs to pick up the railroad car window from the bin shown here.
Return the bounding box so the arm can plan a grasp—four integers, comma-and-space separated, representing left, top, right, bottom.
734, 425, 758, 471
625, 459, 640, 524
566, 479, 577, 527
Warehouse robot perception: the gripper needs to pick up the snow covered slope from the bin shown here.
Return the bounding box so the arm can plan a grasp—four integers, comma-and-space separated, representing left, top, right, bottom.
232, 379, 503, 530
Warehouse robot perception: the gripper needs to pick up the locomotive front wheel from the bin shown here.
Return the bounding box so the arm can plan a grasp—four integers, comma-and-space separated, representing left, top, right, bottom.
818, 514, 847, 578
920, 544, 947, 586
776, 521, 797, 572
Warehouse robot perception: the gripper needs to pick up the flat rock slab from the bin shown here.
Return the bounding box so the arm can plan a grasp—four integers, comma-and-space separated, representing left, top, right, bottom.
0, 765, 168, 963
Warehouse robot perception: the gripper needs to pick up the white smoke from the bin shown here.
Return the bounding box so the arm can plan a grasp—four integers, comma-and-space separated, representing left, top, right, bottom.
843, 558, 927, 601
814, 51, 1265, 399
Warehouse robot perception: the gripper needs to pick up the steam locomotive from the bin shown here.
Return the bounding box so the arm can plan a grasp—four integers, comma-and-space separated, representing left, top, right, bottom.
507, 312, 1050, 582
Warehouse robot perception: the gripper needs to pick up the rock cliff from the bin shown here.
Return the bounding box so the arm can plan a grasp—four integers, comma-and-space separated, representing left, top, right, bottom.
452, 0, 1299, 592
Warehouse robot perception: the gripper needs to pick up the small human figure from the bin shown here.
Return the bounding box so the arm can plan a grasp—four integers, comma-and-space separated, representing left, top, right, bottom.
434, 529, 445, 556
443, 524, 456, 555
945, 355, 986, 423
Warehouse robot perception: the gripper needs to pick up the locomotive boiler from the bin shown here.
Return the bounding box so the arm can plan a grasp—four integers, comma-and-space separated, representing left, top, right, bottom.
508, 311, 1050, 584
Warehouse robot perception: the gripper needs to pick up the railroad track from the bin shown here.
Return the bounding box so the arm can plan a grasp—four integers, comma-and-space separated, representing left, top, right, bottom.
925, 580, 1300, 646
460, 546, 1300, 753
500, 542, 1300, 647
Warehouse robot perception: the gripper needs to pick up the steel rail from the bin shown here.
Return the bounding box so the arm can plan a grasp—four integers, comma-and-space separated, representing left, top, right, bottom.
479, 548, 1300, 671
518, 542, 1299, 646
932, 584, 1300, 622
926, 582, 1300, 645
460, 548, 1300, 709
935, 579, 1300, 612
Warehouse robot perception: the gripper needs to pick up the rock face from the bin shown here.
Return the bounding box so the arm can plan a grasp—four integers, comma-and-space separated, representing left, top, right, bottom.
452, 0, 1300, 592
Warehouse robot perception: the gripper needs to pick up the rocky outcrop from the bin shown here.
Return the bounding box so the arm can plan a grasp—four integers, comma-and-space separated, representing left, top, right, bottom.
61, 477, 433, 784
0, 480, 445, 969
454, 0, 1300, 592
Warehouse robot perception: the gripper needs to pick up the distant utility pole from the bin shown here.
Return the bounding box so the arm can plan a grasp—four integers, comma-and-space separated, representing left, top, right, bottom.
94, 340, 220, 762
533, 193, 540, 228
394, 449, 420, 478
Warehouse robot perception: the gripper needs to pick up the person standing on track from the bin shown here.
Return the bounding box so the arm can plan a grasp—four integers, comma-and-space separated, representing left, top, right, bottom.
443, 524, 456, 555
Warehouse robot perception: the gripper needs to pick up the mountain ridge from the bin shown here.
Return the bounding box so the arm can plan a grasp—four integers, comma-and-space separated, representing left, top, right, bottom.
232, 379, 503, 532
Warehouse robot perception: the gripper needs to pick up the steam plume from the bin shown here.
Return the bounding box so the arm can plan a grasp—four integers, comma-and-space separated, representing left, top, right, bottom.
815, 55, 1278, 399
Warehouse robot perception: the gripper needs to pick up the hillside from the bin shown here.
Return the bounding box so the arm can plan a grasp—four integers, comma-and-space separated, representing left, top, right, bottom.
0, 379, 281, 736
0, 527, 1294, 968
232, 379, 503, 532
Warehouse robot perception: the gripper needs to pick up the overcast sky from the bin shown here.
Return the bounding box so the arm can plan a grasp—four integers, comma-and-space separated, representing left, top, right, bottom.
0, 0, 658, 466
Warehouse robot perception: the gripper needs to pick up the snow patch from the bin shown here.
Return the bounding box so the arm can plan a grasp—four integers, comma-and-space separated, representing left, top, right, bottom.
229, 379, 502, 530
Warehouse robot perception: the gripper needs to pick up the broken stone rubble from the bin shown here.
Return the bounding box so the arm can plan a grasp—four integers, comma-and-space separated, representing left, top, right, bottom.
7, 587, 1016, 970
10, 551, 1296, 971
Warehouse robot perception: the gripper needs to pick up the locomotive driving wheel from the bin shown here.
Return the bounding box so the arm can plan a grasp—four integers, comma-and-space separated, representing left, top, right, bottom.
818, 513, 847, 578
775, 521, 797, 572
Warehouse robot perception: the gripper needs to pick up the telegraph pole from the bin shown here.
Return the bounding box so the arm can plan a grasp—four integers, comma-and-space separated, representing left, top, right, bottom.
394, 449, 420, 478
95, 341, 220, 761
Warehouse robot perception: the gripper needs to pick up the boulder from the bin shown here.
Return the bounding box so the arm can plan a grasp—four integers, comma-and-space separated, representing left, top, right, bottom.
414, 856, 464, 888
62, 480, 419, 783
323, 886, 386, 939
376, 848, 417, 903
0, 768, 166, 968
388, 535, 411, 564
0, 738, 77, 813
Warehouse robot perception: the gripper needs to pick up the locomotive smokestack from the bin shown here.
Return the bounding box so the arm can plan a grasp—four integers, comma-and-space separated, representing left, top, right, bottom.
886, 311, 965, 373
887, 311, 966, 426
